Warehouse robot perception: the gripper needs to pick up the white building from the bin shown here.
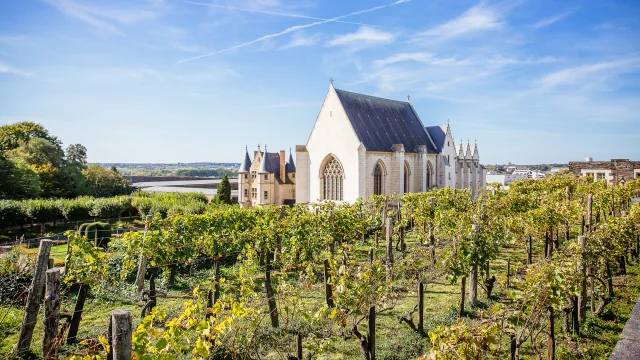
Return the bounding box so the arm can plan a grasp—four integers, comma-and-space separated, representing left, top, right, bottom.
295, 84, 486, 203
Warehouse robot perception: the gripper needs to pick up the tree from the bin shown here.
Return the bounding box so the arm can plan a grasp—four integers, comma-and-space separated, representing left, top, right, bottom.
0, 121, 60, 153
0, 157, 41, 199
7, 137, 65, 168
83, 164, 132, 197
66, 144, 87, 167
216, 175, 232, 204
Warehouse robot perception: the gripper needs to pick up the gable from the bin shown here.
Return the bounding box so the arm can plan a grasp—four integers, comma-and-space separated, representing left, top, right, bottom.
334, 89, 437, 153
425, 126, 446, 153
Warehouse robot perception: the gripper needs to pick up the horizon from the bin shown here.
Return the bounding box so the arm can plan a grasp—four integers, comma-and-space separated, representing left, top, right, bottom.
1, 0, 639, 164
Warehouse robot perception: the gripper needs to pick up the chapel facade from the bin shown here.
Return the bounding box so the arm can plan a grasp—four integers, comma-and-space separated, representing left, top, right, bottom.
295, 83, 486, 204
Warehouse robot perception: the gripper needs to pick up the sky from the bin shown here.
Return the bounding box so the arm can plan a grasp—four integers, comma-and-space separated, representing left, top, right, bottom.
1, 0, 639, 165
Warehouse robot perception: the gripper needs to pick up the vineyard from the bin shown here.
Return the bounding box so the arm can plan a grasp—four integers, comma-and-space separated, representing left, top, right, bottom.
2, 174, 640, 360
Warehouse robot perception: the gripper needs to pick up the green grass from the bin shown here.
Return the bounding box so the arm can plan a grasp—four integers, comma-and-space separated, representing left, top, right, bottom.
1, 227, 638, 359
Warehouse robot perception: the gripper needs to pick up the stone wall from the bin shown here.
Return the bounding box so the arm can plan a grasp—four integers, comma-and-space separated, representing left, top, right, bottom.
568, 159, 640, 184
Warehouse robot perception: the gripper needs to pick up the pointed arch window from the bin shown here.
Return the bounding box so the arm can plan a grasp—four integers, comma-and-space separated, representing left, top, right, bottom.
321, 156, 344, 201
427, 161, 433, 189
374, 162, 384, 195
404, 162, 410, 193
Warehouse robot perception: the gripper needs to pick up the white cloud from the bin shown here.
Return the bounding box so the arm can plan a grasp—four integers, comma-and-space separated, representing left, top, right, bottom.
0, 61, 34, 77
532, 9, 577, 29
280, 32, 320, 50
176, 0, 408, 65
44, 0, 162, 34
327, 26, 396, 47
418, 4, 505, 39
538, 57, 640, 89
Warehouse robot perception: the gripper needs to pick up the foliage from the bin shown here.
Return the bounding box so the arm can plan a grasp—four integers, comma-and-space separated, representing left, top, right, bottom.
83, 164, 133, 197
216, 175, 232, 204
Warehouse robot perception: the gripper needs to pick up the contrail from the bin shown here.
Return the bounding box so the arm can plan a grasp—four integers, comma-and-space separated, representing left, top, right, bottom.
175, 0, 410, 65
183, 1, 381, 27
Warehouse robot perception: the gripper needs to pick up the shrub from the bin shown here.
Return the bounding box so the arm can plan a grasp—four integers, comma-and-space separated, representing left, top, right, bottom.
0, 200, 22, 230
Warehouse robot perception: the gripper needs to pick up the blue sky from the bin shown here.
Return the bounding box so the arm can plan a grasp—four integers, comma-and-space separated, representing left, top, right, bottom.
1, 0, 639, 164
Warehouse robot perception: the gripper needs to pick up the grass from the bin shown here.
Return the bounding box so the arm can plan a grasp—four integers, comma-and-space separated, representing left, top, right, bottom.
1, 227, 639, 359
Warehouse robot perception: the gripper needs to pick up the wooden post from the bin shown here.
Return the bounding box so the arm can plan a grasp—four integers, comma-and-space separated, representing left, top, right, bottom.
548, 307, 555, 360
48, 258, 54, 269
368, 306, 376, 360
459, 276, 466, 317
386, 218, 393, 279
418, 281, 424, 334
67, 283, 90, 344
586, 194, 593, 233
265, 255, 279, 328
324, 259, 334, 308
589, 267, 595, 313
528, 236, 532, 265
510, 335, 516, 360
369, 249, 374, 265
507, 258, 511, 288
469, 224, 480, 307
136, 215, 152, 292
149, 274, 157, 311
213, 260, 221, 305
43, 268, 61, 360
15, 239, 53, 355
297, 333, 303, 360
578, 236, 587, 322
111, 310, 132, 360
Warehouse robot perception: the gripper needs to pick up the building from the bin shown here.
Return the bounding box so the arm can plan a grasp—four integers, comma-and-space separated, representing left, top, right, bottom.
237, 146, 296, 207
295, 83, 486, 203
568, 158, 640, 185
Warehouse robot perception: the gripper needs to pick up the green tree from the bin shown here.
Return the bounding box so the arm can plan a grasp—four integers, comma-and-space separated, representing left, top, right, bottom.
7, 137, 65, 168
216, 175, 232, 204
83, 164, 132, 197
0, 121, 60, 153
0, 158, 41, 199
66, 144, 87, 168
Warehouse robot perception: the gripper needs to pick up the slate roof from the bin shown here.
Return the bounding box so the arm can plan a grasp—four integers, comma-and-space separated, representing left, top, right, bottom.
334, 89, 437, 153
425, 126, 446, 153
238, 148, 252, 173
285, 152, 296, 173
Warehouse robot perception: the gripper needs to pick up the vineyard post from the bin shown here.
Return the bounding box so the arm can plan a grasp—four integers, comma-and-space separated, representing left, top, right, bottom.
510, 335, 516, 360
586, 194, 593, 233
578, 236, 587, 322
418, 281, 424, 334
15, 239, 52, 355
369, 249, 374, 266
136, 215, 152, 292
544, 231, 549, 258
528, 236, 532, 265
589, 267, 595, 313
548, 307, 555, 360
43, 268, 61, 360
265, 255, 279, 328
368, 306, 376, 360
469, 224, 480, 307
297, 333, 303, 360
67, 283, 90, 344
324, 259, 334, 308
507, 258, 510, 288
385, 218, 393, 279
565, 186, 571, 244
459, 276, 466, 317
111, 310, 132, 360
149, 274, 157, 311
429, 198, 435, 265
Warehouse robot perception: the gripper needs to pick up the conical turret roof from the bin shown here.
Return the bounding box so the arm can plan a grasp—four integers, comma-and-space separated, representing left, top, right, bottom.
238, 146, 251, 173
285, 149, 296, 173
258, 146, 271, 174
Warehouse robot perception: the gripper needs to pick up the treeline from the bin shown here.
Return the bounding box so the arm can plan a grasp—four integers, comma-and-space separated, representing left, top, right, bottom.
116, 168, 237, 177
0, 122, 132, 200
0, 192, 213, 233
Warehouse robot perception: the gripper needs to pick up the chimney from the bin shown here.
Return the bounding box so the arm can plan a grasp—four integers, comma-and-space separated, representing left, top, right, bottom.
280, 150, 286, 178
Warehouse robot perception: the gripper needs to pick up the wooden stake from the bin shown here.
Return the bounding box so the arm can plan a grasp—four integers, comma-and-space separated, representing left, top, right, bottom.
368, 306, 376, 360
459, 277, 466, 317
15, 239, 53, 355
578, 236, 587, 322
297, 333, 303, 360
324, 259, 334, 308
265, 255, 279, 328
548, 307, 555, 360
507, 258, 511, 288
418, 281, 424, 334
111, 310, 132, 360
43, 269, 61, 360
67, 283, 90, 344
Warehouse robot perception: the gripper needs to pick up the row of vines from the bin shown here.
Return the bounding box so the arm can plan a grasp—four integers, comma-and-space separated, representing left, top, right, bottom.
9, 174, 640, 359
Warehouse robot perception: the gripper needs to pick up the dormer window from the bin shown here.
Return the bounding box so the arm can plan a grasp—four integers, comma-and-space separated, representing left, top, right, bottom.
251, 171, 256, 179
264, 174, 268, 180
